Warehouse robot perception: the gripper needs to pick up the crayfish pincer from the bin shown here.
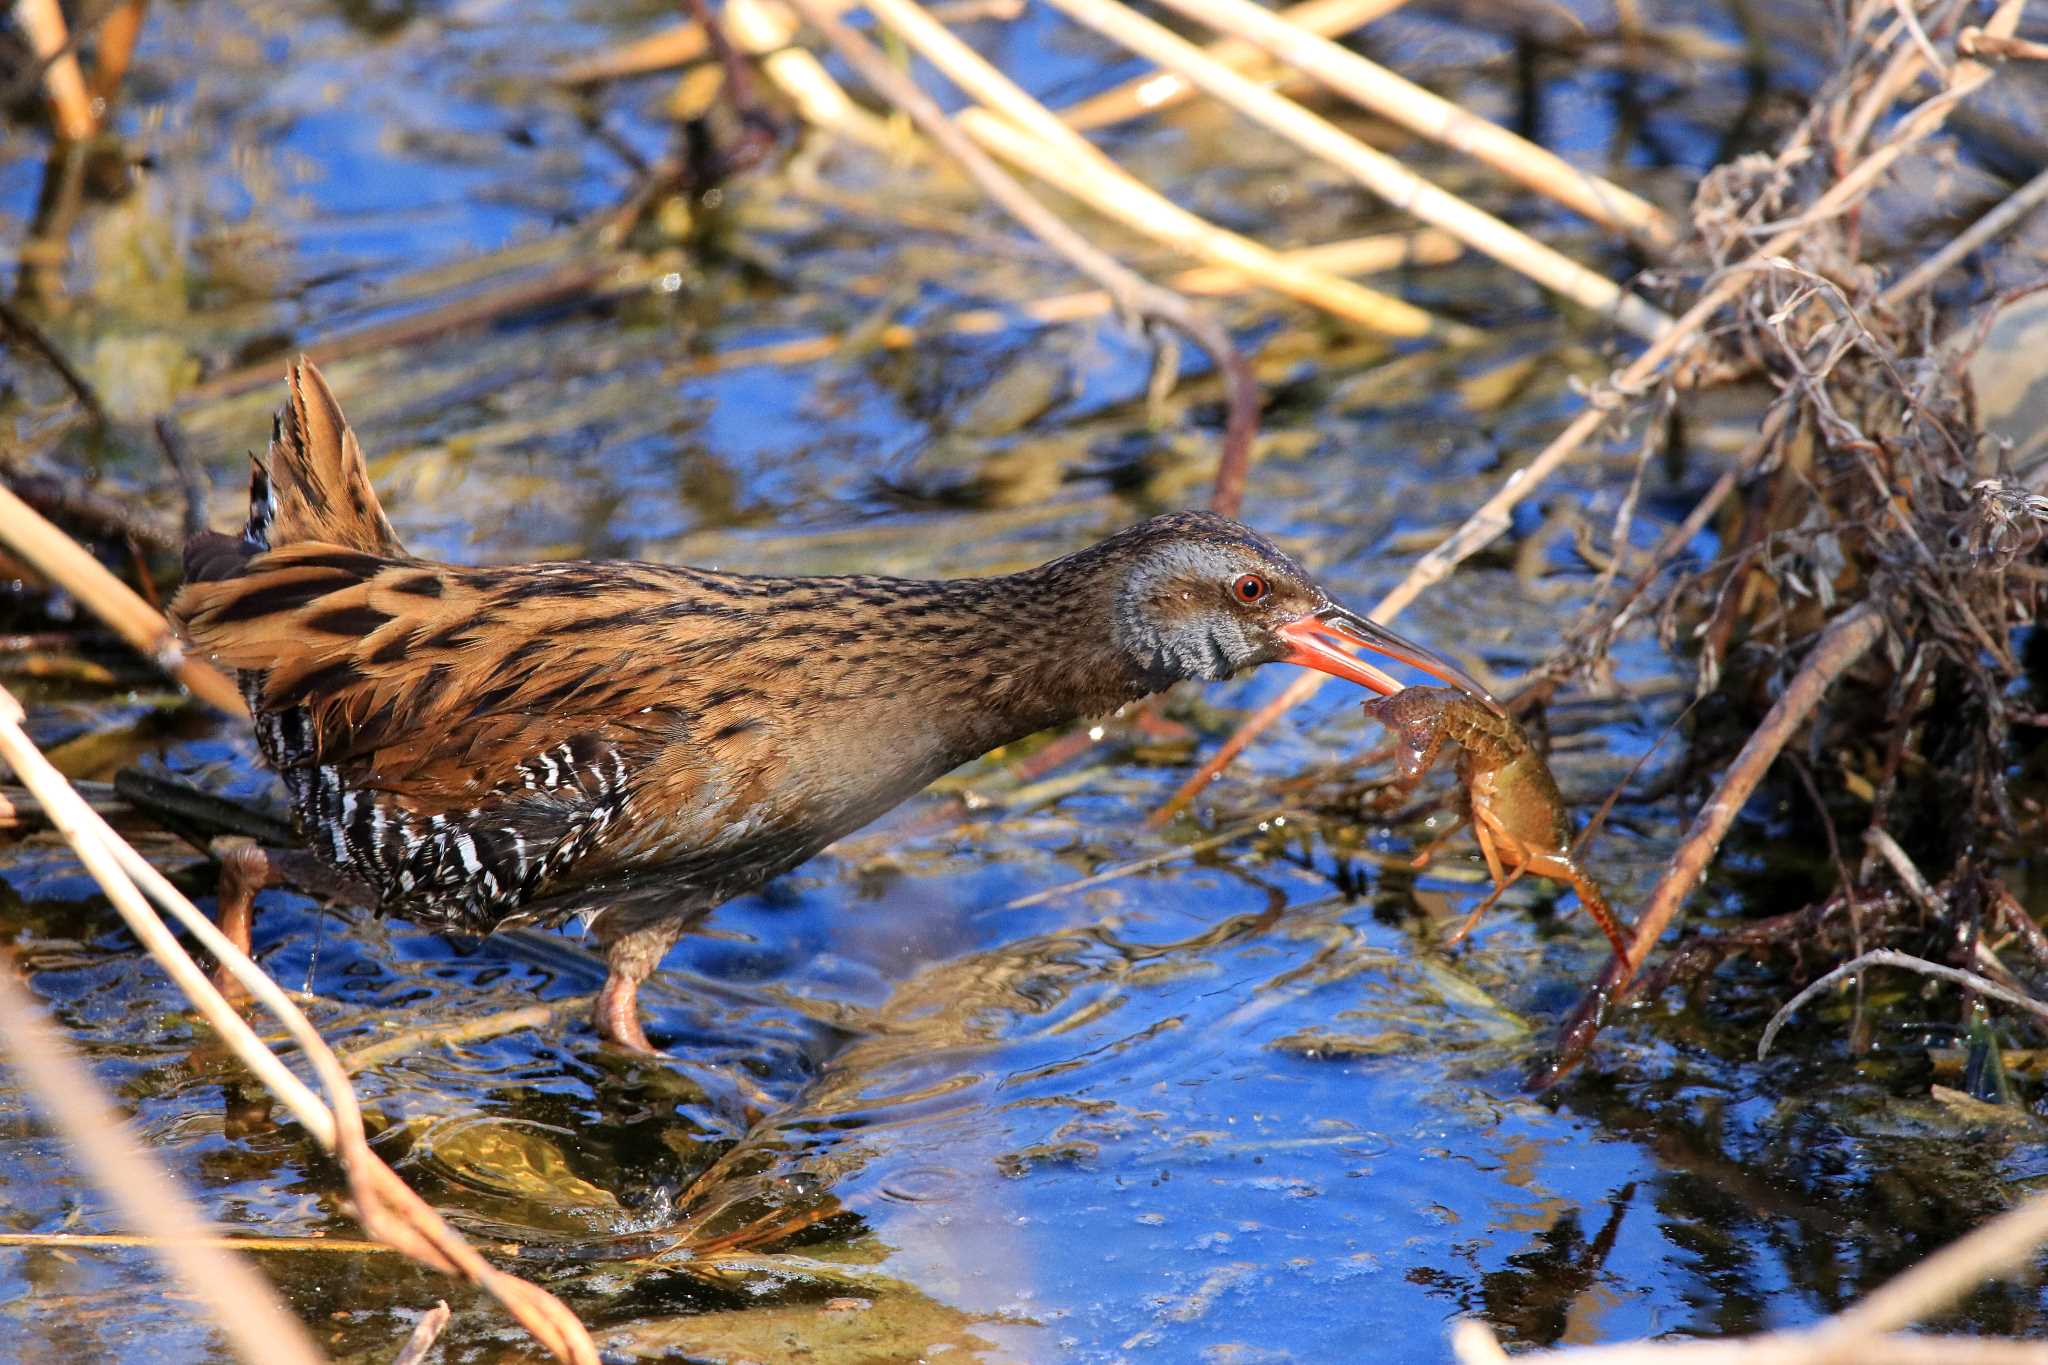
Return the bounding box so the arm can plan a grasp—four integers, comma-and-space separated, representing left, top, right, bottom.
1362, 687, 1631, 962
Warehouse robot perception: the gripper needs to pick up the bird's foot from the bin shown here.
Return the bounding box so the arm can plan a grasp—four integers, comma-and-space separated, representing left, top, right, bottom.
594, 974, 663, 1056
209, 838, 275, 1006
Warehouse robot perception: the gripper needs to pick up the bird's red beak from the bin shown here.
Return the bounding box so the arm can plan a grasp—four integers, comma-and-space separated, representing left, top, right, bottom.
1277, 604, 1502, 713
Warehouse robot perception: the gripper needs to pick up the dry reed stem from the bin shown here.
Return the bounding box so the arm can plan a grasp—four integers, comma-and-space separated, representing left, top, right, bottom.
854, 0, 1452, 337
0, 1232, 393, 1252
87, 0, 147, 105
1625, 604, 1883, 979
960, 112, 1456, 337
12, 0, 95, 140
785, 0, 1263, 509
1532, 606, 1887, 1082
1031, 0, 1674, 339
1880, 163, 2048, 306
726, 0, 895, 147
391, 1302, 452, 1365
1959, 26, 2048, 61
1058, 0, 1409, 131
185, 257, 615, 403
0, 687, 600, 1365
1838, 0, 1957, 156
1152, 0, 2025, 822
556, 0, 1014, 85
0, 481, 245, 716
0, 959, 326, 1365
337, 995, 596, 1074
1139, 0, 1674, 247
681, 230, 1461, 373
556, 16, 724, 83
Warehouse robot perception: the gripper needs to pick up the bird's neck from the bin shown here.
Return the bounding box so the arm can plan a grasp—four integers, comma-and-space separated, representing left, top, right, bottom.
889, 552, 1162, 764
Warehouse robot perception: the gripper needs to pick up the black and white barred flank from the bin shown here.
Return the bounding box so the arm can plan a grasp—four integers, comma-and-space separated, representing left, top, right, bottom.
229, 449, 637, 930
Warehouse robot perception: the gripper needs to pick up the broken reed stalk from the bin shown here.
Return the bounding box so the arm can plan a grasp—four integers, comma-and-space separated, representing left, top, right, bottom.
1137, 0, 1675, 248
683, 230, 1462, 374
1029, 0, 1675, 339
1058, 0, 1412, 131
1879, 163, 2048, 308
1537, 606, 1885, 1081
782, 0, 1262, 514
391, 1302, 453, 1365
852, 0, 1454, 338
0, 957, 327, 1365
0, 686, 600, 1365
87, 0, 147, 105
12, 0, 95, 140
959, 112, 1458, 338
1452, 1182, 2048, 1362
0, 482, 245, 716
1152, 0, 2026, 823
725, 0, 895, 147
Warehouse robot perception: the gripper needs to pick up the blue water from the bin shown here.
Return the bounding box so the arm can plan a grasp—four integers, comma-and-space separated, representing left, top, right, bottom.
3, 0, 2041, 1359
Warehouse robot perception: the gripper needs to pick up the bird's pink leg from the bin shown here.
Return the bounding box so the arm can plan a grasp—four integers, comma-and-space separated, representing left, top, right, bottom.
595, 969, 658, 1054
596, 921, 683, 1055
212, 841, 274, 1004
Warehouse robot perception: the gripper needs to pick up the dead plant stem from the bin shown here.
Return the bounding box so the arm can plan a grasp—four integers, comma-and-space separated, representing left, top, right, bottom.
1631, 606, 1884, 978
1139, 0, 1673, 246
0, 958, 325, 1365
1032, 0, 1674, 339
0, 482, 245, 715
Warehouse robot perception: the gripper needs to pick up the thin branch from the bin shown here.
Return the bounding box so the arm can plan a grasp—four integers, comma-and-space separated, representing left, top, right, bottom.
153, 415, 211, 540
1758, 948, 2048, 1061
0, 293, 107, 427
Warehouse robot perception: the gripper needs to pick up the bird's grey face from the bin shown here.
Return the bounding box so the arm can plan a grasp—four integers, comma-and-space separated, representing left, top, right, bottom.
1115, 535, 1321, 683
1111, 515, 1501, 705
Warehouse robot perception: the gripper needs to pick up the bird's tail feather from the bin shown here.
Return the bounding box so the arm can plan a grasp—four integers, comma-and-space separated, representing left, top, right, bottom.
179, 357, 405, 585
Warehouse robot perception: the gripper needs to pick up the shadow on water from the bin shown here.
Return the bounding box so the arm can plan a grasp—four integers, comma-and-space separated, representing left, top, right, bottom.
4, 0, 2048, 1360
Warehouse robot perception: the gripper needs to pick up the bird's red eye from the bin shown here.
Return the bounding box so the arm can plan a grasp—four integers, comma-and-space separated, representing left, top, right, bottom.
1232, 573, 1269, 604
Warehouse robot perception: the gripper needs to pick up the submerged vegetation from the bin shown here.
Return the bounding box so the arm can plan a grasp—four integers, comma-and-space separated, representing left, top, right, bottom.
5, 0, 2048, 1360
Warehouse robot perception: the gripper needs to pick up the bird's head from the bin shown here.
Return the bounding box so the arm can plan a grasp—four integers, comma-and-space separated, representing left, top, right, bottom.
1098, 512, 1499, 705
